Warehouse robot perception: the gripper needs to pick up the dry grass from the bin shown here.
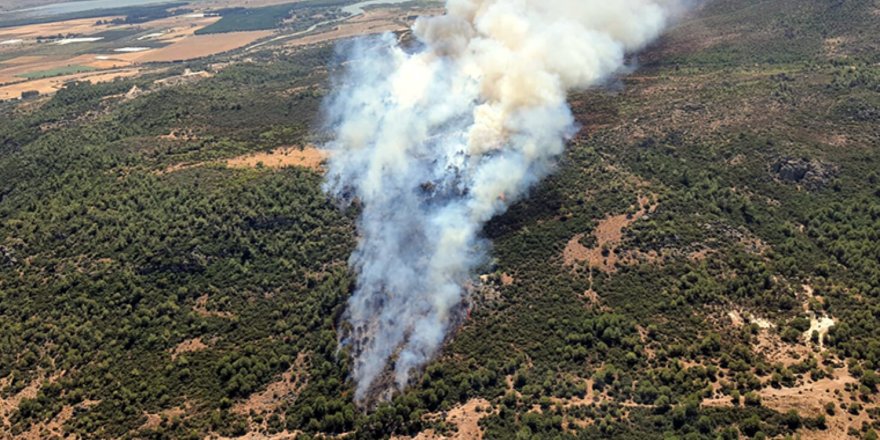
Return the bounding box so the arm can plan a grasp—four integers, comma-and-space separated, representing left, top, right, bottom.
0, 67, 140, 100
760, 367, 873, 440
133, 31, 271, 63
170, 336, 212, 360
156, 146, 326, 176
0, 54, 131, 86
0, 16, 123, 40
226, 146, 326, 171
393, 398, 496, 440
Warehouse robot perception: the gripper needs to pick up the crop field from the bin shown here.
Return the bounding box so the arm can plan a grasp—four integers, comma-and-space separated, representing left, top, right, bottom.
0, 0, 437, 102
0, 66, 140, 99
134, 30, 272, 62
16, 64, 96, 79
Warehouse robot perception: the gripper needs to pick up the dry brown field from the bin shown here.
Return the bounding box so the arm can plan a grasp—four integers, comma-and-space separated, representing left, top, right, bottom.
134, 30, 272, 63
0, 67, 139, 100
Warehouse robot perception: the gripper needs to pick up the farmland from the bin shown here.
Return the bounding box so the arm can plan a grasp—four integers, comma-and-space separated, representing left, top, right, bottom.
17, 64, 96, 79
0, 0, 436, 101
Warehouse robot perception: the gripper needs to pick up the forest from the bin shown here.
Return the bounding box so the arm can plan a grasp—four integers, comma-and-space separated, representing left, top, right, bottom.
0, 0, 879, 438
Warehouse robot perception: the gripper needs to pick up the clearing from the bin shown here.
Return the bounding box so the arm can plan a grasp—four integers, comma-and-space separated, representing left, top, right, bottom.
233, 353, 309, 433
226, 146, 326, 171
563, 195, 658, 272
393, 398, 496, 440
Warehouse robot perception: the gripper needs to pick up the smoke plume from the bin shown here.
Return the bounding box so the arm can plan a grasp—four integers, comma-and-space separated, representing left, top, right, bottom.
323, 0, 682, 402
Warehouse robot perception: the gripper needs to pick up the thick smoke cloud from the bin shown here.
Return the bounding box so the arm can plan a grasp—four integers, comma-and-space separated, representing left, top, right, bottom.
323, 0, 682, 402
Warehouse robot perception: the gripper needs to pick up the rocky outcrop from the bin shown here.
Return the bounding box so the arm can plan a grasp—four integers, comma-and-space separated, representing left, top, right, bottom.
771, 157, 838, 190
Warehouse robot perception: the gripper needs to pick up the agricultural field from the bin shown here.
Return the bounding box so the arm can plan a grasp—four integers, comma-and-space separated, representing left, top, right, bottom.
16, 64, 96, 79
0, 0, 879, 439
0, 0, 436, 101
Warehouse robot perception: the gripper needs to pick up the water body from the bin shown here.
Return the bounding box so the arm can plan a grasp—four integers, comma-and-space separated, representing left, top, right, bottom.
8, 0, 176, 18
250, 0, 416, 50
340, 0, 415, 16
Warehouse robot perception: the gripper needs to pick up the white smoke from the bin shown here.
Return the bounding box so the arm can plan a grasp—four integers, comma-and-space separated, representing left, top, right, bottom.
322, 0, 683, 402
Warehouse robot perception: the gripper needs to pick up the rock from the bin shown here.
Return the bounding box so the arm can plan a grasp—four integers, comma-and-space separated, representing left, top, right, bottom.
770, 157, 838, 190
125, 85, 143, 100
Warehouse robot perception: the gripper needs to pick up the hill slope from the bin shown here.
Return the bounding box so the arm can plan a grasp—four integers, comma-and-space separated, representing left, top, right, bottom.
0, 0, 879, 438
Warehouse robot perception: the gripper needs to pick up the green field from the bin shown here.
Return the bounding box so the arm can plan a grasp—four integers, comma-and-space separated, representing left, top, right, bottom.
17, 65, 97, 80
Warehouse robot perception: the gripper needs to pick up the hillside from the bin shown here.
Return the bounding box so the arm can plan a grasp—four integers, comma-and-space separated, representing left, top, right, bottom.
0, 0, 879, 439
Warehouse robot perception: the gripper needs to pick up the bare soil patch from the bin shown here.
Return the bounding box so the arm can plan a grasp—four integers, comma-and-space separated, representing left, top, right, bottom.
688, 248, 714, 262
16, 399, 99, 440
394, 398, 496, 440
171, 336, 212, 360
823, 37, 848, 58
500, 273, 514, 286
227, 146, 326, 171
140, 402, 189, 431
1, 371, 66, 430
760, 367, 873, 440
234, 353, 309, 433
193, 294, 234, 319
156, 161, 204, 175
563, 195, 658, 273
751, 319, 815, 367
